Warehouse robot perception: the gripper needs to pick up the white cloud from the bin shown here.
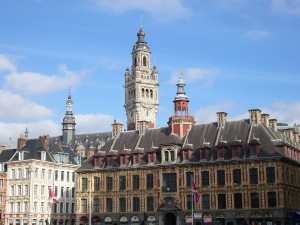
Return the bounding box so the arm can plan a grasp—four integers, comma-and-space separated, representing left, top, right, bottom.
75, 113, 115, 133
194, 101, 300, 127
270, 0, 300, 15
4, 64, 86, 95
245, 29, 271, 40
0, 120, 61, 147
195, 102, 236, 124
262, 102, 300, 125
167, 67, 218, 87
0, 54, 17, 72
92, 0, 193, 21
0, 90, 53, 122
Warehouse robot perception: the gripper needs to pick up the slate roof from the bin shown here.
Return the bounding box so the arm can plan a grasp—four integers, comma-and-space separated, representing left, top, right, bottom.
8, 139, 80, 165
0, 149, 17, 163
78, 118, 300, 171
49, 132, 112, 153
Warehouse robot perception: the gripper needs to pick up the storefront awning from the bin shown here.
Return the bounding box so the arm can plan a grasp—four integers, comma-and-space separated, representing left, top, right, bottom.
80, 216, 88, 222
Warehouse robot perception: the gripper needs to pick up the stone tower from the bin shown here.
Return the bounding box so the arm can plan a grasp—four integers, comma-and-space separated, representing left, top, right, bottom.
124, 26, 159, 131
62, 93, 76, 146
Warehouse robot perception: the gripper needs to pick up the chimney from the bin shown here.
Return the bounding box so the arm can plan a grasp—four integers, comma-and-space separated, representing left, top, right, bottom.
293, 132, 299, 143
111, 119, 123, 138
17, 134, 27, 150
248, 109, 261, 124
39, 135, 49, 149
261, 113, 270, 127
217, 112, 227, 128
138, 121, 149, 135
283, 128, 293, 140
269, 119, 277, 131
87, 144, 95, 159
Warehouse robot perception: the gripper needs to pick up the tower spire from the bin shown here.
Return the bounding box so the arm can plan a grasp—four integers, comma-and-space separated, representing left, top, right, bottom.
168, 71, 195, 138
62, 91, 76, 146
124, 25, 159, 131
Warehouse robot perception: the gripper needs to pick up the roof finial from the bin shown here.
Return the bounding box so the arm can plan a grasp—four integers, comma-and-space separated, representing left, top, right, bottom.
180, 69, 183, 79
69, 85, 71, 96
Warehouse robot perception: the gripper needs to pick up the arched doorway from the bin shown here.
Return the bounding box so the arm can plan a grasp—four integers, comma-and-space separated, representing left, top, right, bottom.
164, 212, 176, 225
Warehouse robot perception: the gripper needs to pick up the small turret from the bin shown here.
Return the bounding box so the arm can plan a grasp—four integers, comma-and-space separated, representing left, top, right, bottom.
62, 91, 76, 146
168, 71, 195, 138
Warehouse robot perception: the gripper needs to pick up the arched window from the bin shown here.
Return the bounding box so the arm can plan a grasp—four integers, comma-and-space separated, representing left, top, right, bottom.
134, 57, 137, 66
143, 56, 147, 66
150, 90, 153, 98
142, 88, 145, 97
146, 89, 149, 98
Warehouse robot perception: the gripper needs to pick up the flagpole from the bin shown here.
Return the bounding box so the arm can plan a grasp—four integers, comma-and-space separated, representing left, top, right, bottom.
191, 177, 194, 225
89, 179, 92, 225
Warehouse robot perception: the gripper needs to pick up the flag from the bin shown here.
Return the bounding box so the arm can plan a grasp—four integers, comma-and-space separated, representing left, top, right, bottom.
192, 180, 200, 204
49, 188, 59, 204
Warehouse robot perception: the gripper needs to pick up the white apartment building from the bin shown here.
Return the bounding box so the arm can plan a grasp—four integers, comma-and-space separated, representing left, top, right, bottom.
5, 137, 80, 225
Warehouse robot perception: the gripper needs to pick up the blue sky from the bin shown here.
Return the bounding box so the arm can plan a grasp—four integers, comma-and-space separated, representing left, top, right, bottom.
0, 0, 300, 146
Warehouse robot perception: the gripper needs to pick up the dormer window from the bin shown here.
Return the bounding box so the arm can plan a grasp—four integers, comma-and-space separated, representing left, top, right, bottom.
183, 150, 189, 161
94, 156, 103, 167
217, 147, 225, 159
0, 163, 4, 172
18, 151, 24, 161
41, 151, 46, 161
249, 138, 261, 157
216, 141, 227, 159
132, 154, 139, 165
250, 145, 257, 156
120, 155, 127, 166
163, 147, 177, 163
232, 145, 241, 158
107, 156, 113, 167
148, 152, 156, 164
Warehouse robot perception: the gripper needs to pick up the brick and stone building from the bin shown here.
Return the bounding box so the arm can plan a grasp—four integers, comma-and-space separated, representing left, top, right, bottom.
75, 26, 300, 225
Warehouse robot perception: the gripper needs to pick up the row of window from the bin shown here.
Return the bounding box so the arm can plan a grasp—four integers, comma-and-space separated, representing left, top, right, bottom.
189, 192, 277, 210
9, 184, 75, 198
53, 186, 76, 198
53, 202, 76, 214
54, 171, 76, 182
79, 191, 276, 213
9, 168, 76, 182
81, 196, 154, 213
94, 145, 263, 168
8, 201, 75, 214
81, 167, 276, 192
81, 174, 154, 191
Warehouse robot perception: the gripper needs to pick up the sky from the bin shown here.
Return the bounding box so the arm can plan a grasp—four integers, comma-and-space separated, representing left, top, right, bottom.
0, 0, 300, 147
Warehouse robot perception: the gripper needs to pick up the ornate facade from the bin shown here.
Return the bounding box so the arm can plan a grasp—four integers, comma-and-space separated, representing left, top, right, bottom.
75, 26, 300, 225
124, 25, 159, 131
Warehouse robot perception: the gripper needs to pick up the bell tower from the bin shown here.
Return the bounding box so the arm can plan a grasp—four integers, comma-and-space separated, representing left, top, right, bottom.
124, 25, 159, 131
62, 92, 76, 146
168, 72, 195, 138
